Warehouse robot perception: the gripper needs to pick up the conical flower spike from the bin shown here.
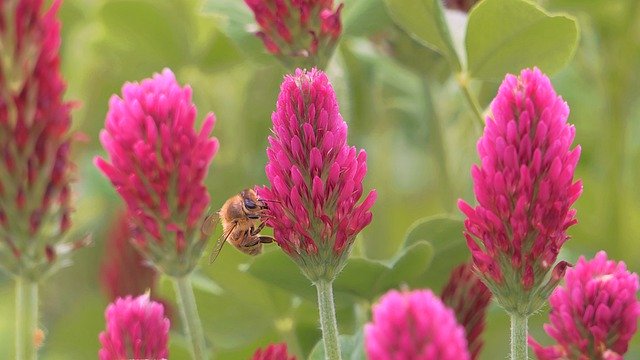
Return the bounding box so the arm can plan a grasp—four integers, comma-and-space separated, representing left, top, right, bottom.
458, 67, 582, 315
258, 68, 376, 282
95, 69, 219, 277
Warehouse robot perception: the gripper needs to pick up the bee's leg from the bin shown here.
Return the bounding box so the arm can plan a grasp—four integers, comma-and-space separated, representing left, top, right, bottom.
250, 222, 267, 236
258, 236, 274, 244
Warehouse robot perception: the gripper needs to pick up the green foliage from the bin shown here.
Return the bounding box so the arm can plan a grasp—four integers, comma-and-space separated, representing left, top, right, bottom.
0, 0, 638, 359
384, 0, 461, 68
308, 330, 366, 360
466, 0, 579, 80
246, 241, 433, 305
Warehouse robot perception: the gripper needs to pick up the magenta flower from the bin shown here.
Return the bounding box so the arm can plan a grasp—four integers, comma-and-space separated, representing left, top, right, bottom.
458, 67, 582, 314
252, 343, 297, 360
365, 289, 471, 360
0, 0, 88, 278
257, 68, 376, 281
529, 251, 640, 360
99, 294, 170, 360
95, 69, 219, 276
441, 263, 492, 360
245, 0, 343, 68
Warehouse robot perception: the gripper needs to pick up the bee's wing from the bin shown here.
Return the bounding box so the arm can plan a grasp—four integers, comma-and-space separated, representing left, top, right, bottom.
201, 212, 220, 236
209, 222, 236, 264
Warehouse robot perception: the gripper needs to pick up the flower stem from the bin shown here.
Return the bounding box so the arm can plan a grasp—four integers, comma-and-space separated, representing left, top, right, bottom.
456, 72, 485, 132
173, 276, 208, 360
16, 277, 38, 360
315, 279, 342, 360
510, 312, 528, 360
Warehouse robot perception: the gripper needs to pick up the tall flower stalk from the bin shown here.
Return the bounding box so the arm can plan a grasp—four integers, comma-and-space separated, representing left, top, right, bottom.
0, 0, 85, 358
458, 68, 582, 360
258, 69, 376, 360
96, 69, 218, 359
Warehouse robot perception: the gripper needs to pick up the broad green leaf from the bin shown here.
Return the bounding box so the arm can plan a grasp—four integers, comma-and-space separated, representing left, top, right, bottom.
343, 0, 393, 36
403, 215, 470, 291
466, 0, 579, 80
202, 0, 273, 63
246, 241, 433, 304
308, 330, 366, 360
384, 0, 461, 69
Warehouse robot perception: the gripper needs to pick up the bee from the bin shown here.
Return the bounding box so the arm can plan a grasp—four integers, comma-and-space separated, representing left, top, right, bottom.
203, 188, 275, 264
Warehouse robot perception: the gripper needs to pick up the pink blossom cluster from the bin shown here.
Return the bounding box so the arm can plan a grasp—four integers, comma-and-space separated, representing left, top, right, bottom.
365, 289, 470, 360
459, 68, 582, 313
0, 0, 81, 276
529, 251, 640, 360
245, 0, 343, 67
258, 68, 376, 280
441, 263, 492, 360
96, 69, 218, 276
99, 294, 170, 360
252, 343, 297, 360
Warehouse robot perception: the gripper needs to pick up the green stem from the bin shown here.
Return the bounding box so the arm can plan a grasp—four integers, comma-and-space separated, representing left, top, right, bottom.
422, 78, 454, 211
510, 313, 528, 360
456, 72, 485, 132
16, 277, 38, 360
173, 276, 208, 360
315, 279, 342, 360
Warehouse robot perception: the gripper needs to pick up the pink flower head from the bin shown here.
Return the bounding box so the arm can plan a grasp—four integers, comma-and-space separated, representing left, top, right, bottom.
365, 289, 471, 360
441, 263, 492, 360
95, 68, 219, 276
0, 0, 87, 278
529, 251, 640, 360
458, 67, 582, 314
257, 68, 376, 281
99, 294, 170, 360
245, 0, 343, 68
252, 343, 297, 360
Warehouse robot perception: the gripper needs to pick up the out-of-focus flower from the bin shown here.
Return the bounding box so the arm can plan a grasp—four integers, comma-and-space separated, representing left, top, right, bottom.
100, 212, 157, 300
529, 251, 640, 360
458, 67, 582, 315
257, 68, 376, 281
245, 0, 343, 68
95, 68, 219, 277
252, 343, 296, 360
0, 0, 87, 279
365, 289, 470, 360
441, 262, 492, 360
443, 0, 479, 13
98, 294, 170, 360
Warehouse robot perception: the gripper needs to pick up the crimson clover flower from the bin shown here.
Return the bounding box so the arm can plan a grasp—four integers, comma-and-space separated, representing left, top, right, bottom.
443, 0, 480, 13
99, 294, 170, 360
441, 262, 492, 360
257, 68, 376, 282
0, 0, 87, 279
95, 69, 219, 277
245, 0, 343, 69
252, 343, 297, 360
528, 251, 640, 360
365, 289, 471, 360
458, 68, 582, 315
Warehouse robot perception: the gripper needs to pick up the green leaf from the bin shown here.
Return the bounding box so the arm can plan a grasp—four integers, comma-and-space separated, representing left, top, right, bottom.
342, 0, 393, 37
403, 215, 470, 291
308, 330, 366, 360
246, 241, 433, 304
384, 0, 461, 69
202, 0, 273, 63
466, 0, 579, 80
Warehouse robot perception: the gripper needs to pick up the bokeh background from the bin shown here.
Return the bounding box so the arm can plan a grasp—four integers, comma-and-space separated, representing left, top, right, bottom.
0, 0, 639, 358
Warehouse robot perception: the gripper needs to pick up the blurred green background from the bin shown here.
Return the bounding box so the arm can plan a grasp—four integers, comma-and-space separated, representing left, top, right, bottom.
1, 0, 639, 358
